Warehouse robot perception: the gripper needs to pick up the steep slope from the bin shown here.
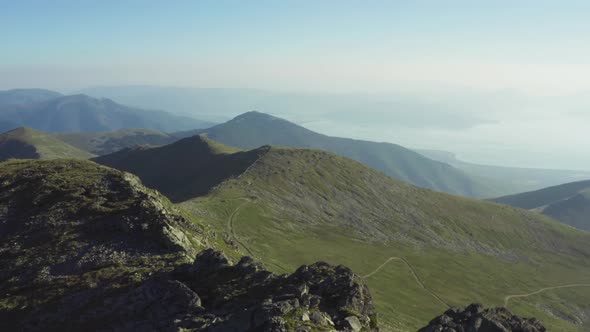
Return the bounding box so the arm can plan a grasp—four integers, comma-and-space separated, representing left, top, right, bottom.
95, 137, 590, 331
178, 111, 499, 198
0, 159, 378, 331
93, 135, 267, 202
492, 180, 590, 231
0, 127, 95, 161
417, 149, 590, 196
0, 94, 212, 133
56, 128, 177, 155
0, 88, 62, 106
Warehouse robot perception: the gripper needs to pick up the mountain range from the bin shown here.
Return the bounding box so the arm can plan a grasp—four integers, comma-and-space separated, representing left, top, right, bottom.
176, 111, 502, 198
492, 180, 590, 231
0, 89, 214, 133
91, 134, 590, 331
56, 128, 177, 155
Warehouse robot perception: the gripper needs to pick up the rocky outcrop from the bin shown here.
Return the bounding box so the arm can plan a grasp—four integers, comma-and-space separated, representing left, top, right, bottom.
419, 303, 546, 332
169, 249, 378, 331
0, 159, 203, 330
12, 249, 378, 331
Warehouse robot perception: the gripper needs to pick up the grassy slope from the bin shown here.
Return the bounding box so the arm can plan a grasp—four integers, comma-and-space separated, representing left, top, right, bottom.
175, 147, 590, 332
492, 180, 590, 231
0, 127, 95, 161
56, 128, 177, 155
181, 111, 500, 198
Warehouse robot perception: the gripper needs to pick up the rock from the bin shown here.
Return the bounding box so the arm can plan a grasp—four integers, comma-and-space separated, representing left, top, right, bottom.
171, 251, 376, 330
419, 303, 546, 332
301, 312, 310, 321
310, 310, 335, 326
343, 315, 363, 331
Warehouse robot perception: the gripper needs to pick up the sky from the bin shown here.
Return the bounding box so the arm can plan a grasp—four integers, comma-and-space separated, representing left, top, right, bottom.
1, 0, 589, 169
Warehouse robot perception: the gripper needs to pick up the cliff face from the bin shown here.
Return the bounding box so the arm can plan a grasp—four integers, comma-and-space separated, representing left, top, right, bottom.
0, 159, 377, 331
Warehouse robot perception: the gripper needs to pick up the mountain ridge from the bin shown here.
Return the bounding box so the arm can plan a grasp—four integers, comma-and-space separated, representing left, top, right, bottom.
492, 180, 590, 231
0, 90, 214, 133
0, 127, 95, 161
176, 111, 500, 198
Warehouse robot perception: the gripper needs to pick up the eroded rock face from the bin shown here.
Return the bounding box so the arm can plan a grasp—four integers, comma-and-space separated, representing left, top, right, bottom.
419, 303, 546, 332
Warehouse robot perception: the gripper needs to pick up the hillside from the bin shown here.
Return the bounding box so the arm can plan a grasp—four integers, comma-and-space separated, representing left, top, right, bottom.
56, 128, 177, 155
176, 111, 500, 198
93, 135, 266, 202
0, 93, 213, 133
95, 136, 590, 331
492, 180, 590, 231
0, 159, 379, 331
417, 149, 590, 195
0, 127, 95, 161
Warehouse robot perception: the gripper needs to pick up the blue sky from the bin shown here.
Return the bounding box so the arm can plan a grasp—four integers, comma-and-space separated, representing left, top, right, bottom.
3, 1, 590, 67
1, 1, 589, 169
1, 1, 590, 94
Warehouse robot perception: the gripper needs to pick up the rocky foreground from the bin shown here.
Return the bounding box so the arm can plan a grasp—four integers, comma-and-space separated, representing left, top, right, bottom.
419, 303, 546, 332
0, 159, 547, 331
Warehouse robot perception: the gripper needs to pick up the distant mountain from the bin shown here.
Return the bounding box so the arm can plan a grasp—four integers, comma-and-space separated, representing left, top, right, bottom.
0, 92, 214, 133
56, 128, 177, 155
175, 111, 500, 198
93, 135, 590, 330
0, 88, 62, 106
418, 149, 590, 195
0, 127, 94, 161
492, 180, 590, 231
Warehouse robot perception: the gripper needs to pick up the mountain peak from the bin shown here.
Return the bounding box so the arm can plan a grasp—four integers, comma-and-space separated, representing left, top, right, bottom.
174, 134, 241, 155
232, 111, 282, 122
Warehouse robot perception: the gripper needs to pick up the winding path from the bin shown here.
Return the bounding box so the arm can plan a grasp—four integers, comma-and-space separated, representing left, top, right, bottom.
227, 200, 256, 257
363, 256, 451, 309
365, 256, 590, 310
504, 283, 590, 307
225, 198, 290, 273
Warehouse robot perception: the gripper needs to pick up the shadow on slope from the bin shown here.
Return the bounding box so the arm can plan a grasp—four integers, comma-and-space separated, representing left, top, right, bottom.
93, 135, 269, 202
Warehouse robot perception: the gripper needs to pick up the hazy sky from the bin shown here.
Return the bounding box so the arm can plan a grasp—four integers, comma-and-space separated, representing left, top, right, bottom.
1, 1, 589, 169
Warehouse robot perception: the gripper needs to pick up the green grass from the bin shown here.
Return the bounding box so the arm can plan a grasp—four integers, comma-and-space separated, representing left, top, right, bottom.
176, 147, 590, 332
183, 198, 590, 331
